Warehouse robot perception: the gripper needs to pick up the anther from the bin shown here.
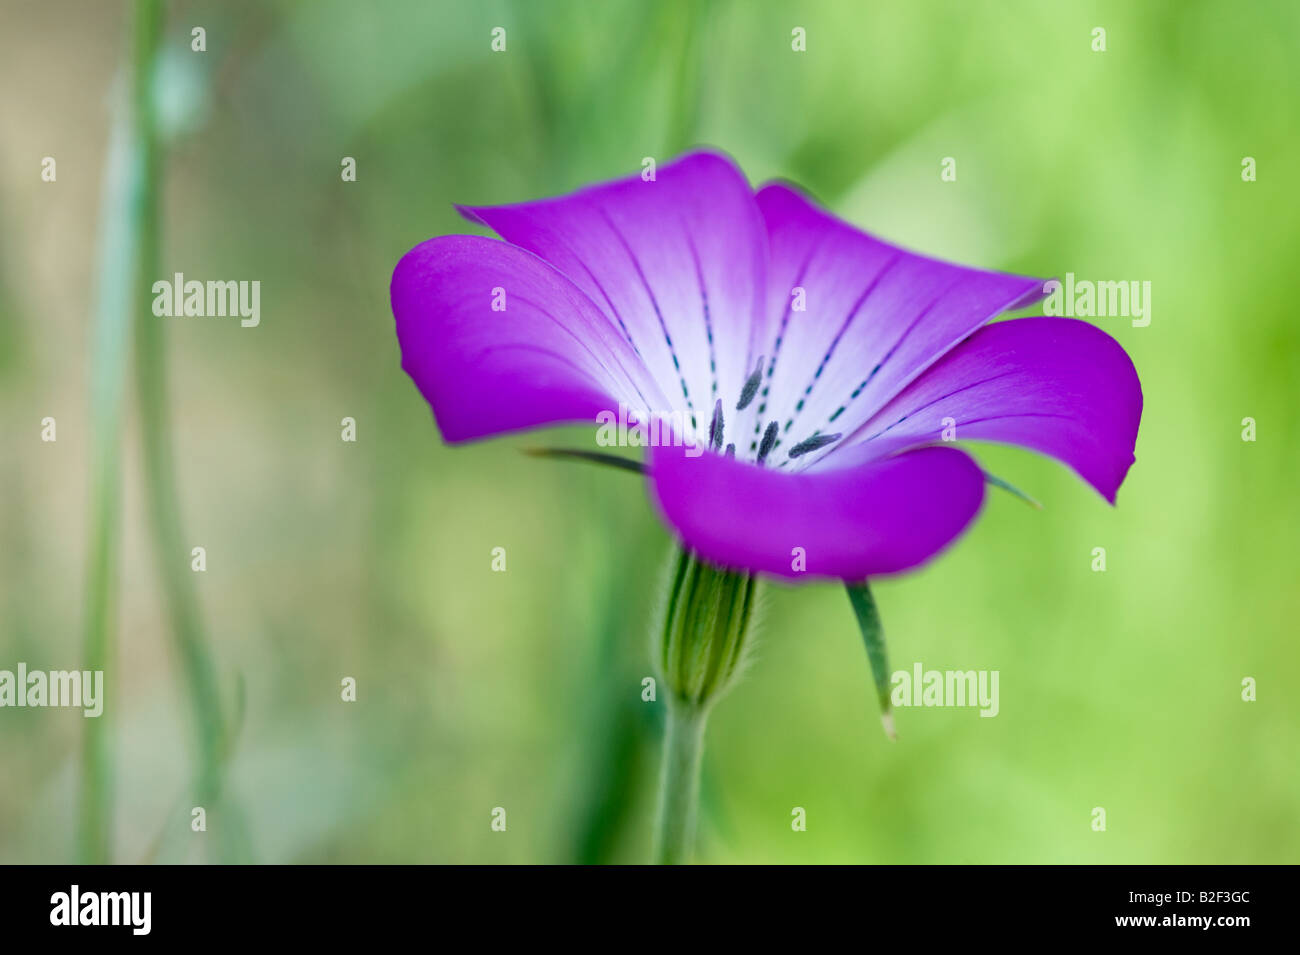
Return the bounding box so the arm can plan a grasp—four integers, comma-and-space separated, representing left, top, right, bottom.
787, 431, 841, 459
708, 399, 724, 450
736, 356, 764, 411
756, 421, 779, 464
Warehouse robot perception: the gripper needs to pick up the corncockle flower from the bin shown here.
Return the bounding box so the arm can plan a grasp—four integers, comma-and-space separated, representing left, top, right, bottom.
390, 151, 1142, 864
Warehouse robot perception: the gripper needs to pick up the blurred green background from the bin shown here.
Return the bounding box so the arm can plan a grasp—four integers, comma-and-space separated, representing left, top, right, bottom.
1, 0, 1297, 863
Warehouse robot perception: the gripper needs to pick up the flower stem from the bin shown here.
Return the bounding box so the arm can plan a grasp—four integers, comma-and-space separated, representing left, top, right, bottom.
651, 547, 757, 864
653, 702, 707, 865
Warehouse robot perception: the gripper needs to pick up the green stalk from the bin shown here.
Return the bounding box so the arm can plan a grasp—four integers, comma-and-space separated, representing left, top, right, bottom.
79, 0, 163, 864
653, 704, 706, 865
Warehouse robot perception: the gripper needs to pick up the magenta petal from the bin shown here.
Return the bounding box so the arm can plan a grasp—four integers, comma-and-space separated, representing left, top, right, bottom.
647, 443, 986, 580
391, 235, 666, 442
752, 183, 1046, 451
459, 151, 767, 429
830, 318, 1143, 502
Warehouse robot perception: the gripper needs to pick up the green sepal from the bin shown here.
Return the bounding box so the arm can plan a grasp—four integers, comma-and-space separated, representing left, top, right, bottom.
845, 580, 896, 740
523, 447, 646, 474
983, 470, 1043, 509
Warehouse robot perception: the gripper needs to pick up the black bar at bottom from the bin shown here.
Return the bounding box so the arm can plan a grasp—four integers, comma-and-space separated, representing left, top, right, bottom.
0, 864, 1272, 940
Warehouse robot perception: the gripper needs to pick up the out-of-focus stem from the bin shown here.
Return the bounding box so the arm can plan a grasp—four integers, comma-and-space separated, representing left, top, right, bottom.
79, 0, 163, 864
126, 3, 230, 841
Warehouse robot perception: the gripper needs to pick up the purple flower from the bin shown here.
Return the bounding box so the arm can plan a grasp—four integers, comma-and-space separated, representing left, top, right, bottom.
391, 151, 1142, 581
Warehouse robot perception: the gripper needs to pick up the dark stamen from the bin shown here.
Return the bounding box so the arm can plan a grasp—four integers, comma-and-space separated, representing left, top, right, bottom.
788, 431, 841, 459
736, 356, 764, 411
757, 421, 779, 464
708, 399, 724, 450
725, 443, 736, 457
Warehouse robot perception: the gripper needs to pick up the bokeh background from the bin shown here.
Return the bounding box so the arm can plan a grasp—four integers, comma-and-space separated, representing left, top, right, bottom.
2, 0, 1297, 864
